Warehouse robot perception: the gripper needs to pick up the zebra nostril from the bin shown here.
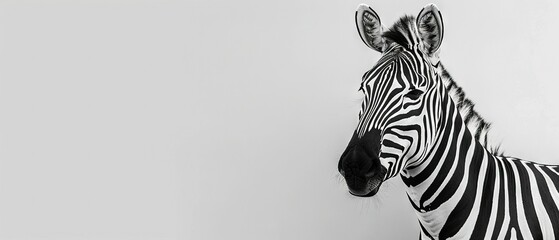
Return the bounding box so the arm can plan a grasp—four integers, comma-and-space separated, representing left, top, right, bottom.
340, 147, 375, 175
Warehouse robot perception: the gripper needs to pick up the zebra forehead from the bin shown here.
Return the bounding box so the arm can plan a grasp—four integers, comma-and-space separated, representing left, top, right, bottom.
382, 15, 420, 50
364, 55, 429, 88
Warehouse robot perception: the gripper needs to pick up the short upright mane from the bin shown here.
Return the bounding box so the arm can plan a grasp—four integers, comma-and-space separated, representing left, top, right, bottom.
382, 15, 416, 50
383, 15, 502, 156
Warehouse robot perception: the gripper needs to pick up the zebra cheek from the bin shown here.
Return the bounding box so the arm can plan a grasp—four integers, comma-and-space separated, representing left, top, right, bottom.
378, 156, 394, 178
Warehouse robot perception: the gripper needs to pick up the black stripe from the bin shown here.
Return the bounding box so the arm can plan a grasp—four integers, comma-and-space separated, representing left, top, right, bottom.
418, 112, 460, 204
420, 110, 466, 210
438, 140, 483, 239
502, 157, 522, 240
470, 150, 496, 239
514, 160, 542, 238
418, 220, 434, 240
529, 164, 559, 238
490, 157, 506, 239
401, 103, 456, 187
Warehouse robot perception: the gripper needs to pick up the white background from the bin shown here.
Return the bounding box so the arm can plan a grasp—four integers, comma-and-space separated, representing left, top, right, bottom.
0, 0, 558, 239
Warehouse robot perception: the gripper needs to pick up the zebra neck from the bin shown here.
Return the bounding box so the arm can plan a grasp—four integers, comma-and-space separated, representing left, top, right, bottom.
401, 96, 496, 237
436, 63, 497, 154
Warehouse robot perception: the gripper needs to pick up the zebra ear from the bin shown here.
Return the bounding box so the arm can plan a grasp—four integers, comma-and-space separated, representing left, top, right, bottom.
355, 4, 385, 52
416, 4, 444, 55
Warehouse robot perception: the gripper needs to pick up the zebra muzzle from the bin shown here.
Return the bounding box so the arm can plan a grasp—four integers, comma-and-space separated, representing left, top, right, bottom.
338, 130, 387, 197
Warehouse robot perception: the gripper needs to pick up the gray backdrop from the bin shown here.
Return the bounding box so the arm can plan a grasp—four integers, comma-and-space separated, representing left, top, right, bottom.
0, 0, 558, 239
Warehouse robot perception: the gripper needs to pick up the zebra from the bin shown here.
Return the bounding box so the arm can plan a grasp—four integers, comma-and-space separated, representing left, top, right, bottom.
337, 3, 559, 239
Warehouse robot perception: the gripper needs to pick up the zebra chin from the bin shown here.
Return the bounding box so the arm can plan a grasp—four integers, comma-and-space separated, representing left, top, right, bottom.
348, 175, 385, 197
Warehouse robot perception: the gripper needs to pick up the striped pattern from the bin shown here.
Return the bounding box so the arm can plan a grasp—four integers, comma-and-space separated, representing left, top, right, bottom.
353, 11, 559, 239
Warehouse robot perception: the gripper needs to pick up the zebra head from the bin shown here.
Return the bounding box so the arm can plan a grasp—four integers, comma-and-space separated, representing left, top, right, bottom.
339, 4, 445, 197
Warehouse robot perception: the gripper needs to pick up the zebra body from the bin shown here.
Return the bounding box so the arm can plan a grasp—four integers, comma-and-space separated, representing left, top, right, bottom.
406, 85, 559, 239
338, 4, 559, 239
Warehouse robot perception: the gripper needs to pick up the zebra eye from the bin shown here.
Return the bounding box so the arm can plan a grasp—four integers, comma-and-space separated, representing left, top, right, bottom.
405, 89, 423, 100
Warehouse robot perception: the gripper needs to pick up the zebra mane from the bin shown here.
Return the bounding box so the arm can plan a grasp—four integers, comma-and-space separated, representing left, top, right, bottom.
437, 64, 502, 156
382, 15, 417, 50
383, 15, 503, 156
